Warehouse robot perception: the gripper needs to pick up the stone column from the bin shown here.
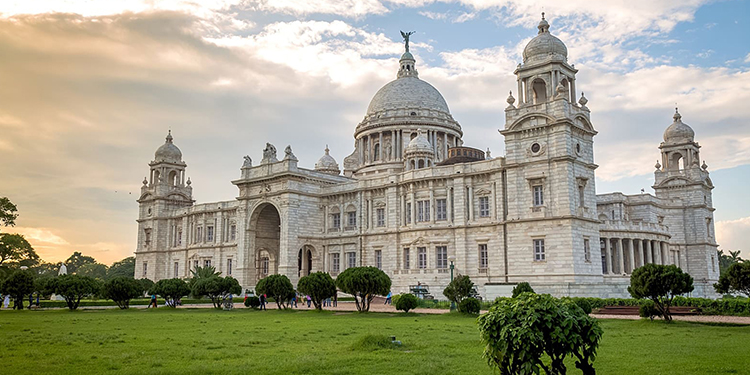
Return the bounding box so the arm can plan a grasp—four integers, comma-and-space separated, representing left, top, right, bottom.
645, 240, 652, 264
429, 181, 435, 223
618, 238, 625, 275
391, 130, 396, 161
517, 80, 523, 105
468, 185, 474, 222
378, 132, 383, 161
411, 185, 416, 225
570, 78, 576, 103
628, 238, 635, 273
605, 238, 612, 275
662, 242, 669, 265
640, 239, 646, 266
654, 240, 662, 264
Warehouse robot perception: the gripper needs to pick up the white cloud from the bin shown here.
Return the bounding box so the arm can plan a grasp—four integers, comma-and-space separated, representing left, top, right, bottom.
745, 52, 750, 63
716, 217, 750, 259
13, 227, 70, 246
246, 0, 388, 18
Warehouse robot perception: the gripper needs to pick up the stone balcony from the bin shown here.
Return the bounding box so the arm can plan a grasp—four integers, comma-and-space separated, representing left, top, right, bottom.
599, 219, 671, 238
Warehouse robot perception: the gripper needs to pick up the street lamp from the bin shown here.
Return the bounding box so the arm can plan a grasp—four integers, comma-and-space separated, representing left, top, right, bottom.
448, 255, 456, 311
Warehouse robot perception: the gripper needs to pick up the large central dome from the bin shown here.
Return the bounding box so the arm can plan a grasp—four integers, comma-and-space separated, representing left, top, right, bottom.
366, 76, 450, 115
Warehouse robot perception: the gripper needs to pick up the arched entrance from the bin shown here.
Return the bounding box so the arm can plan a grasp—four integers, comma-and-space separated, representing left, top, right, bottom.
251, 203, 280, 280
298, 245, 315, 277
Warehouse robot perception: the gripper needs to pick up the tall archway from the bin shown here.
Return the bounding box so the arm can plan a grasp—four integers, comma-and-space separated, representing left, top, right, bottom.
297, 245, 315, 277
532, 78, 547, 104
251, 203, 280, 280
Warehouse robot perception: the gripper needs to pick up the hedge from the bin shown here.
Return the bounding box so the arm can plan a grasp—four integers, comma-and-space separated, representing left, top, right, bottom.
561, 296, 750, 316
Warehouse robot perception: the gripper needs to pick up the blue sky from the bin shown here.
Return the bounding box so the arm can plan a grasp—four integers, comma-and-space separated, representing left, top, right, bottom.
0, 0, 748, 263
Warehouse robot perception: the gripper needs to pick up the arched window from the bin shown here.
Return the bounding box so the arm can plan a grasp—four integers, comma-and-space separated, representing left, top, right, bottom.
560, 78, 569, 100
418, 159, 425, 169
670, 152, 684, 171
532, 78, 547, 104
168, 171, 178, 186
373, 143, 380, 161
153, 170, 160, 184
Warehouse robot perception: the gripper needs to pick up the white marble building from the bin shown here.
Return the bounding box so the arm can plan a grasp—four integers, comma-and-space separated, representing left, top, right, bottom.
134, 16, 720, 298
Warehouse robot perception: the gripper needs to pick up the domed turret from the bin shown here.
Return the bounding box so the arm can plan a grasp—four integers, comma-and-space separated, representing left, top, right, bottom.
663, 108, 695, 144
404, 129, 435, 170
522, 13, 568, 65
154, 130, 182, 163
314, 146, 340, 175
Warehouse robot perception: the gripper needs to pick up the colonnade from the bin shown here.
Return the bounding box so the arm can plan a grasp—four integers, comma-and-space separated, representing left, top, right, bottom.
600, 237, 679, 275
357, 129, 459, 165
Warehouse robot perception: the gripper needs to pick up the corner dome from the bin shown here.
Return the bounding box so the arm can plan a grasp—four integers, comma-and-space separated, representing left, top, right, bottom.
314, 146, 340, 175
154, 131, 182, 163
404, 129, 434, 155
663, 109, 695, 144
366, 77, 450, 116
523, 14, 568, 64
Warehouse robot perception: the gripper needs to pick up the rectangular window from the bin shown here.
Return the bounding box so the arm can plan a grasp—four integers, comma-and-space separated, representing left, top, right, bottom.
583, 239, 591, 262
533, 185, 544, 206
417, 200, 430, 222
376, 208, 385, 227
403, 248, 410, 269
533, 239, 545, 262
578, 185, 585, 208
204, 259, 212, 268
332, 213, 341, 229
479, 244, 488, 269
331, 253, 340, 274
206, 226, 214, 242
144, 229, 151, 246
406, 203, 411, 224
196, 226, 203, 243
177, 230, 182, 246
436, 246, 447, 269
261, 257, 269, 276
230, 225, 236, 241
418, 247, 427, 269
347, 212, 357, 228
479, 196, 490, 217
174, 261, 179, 277
436, 199, 447, 221
347, 252, 356, 269
143, 262, 148, 277
193, 260, 199, 270
375, 250, 382, 269
227, 258, 233, 275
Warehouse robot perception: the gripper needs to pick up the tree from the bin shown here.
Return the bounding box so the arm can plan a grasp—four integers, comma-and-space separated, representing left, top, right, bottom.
77, 263, 108, 280
477, 293, 603, 375
138, 278, 154, 295
33, 275, 58, 299
0, 269, 34, 309
151, 278, 190, 307
714, 262, 750, 297
101, 277, 143, 309
297, 272, 337, 310
65, 252, 97, 274
718, 249, 744, 275
32, 262, 60, 278
107, 257, 135, 280
0, 233, 39, 267
443, 274, 474, 305
395, 293, 419, 313
628, 264, 694, 321
255, 274, 295, 309
190, 276, 242, 309
335, 266, 391, 312
54, 274, 101, 310
190, 265, 221, 280
511, 282, 535, 298
0, 196, 18, 227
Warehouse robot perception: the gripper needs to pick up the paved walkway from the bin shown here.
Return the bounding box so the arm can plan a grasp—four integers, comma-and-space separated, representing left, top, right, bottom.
591, 313, 750, 325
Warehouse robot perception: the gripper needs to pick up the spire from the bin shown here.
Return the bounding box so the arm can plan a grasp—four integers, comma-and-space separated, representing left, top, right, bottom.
538, 12, 550, 34
325, 144, 330, 154
166, 130, 173, 143
673, 107, 682, 122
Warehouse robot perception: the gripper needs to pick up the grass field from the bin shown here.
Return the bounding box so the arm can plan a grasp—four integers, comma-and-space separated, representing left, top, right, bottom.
1, 308, 749, 374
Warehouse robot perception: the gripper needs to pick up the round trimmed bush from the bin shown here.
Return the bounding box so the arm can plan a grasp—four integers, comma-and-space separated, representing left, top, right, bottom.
395, 293, 418, 313
511, 282, 535, 298
458, 297, 480, 315
244, 296, 260, 309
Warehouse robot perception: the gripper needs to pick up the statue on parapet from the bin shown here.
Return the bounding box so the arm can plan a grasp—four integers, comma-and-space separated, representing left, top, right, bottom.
261, 143, 278, 164
242, 155, 252, 168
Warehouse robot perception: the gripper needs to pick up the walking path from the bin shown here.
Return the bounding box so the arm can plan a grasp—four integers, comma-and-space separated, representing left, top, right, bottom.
591, 313, 750, 325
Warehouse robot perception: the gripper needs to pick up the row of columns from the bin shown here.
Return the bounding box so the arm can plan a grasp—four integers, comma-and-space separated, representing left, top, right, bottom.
358, 129, 459, 165
516, 71, 577, 105
600, 238, 675, 275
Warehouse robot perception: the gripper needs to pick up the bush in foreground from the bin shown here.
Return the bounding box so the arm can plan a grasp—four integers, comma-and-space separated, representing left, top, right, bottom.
297, 272, 337, 310
628, 264, 694, 321
256, 274, 295, 309
395, 293, 418, 313
335, 267, 391, 312
101, 277, 143, 309
151, 278, 190, 308
0, 269, 34, 310
478, 293, 603, 375
458, 297, 480, 315
511, 282, 535, 298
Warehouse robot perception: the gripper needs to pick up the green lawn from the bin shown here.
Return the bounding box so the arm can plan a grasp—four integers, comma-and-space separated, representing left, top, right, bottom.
0, 308, 748, 374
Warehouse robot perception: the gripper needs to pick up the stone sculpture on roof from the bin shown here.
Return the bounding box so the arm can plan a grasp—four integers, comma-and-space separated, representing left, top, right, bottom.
400, 30, 415, 52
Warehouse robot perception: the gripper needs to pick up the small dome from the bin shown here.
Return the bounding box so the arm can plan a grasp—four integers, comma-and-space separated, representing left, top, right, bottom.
663, 109, 695, 144
404, 129, 434, 155
400, 51, 414, 60
314, 146, 340, 175
522, 14, 568, 64
155, 131, 182, 162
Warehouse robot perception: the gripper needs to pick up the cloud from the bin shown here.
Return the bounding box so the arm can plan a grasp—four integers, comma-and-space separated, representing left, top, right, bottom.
246, 0, 389, 18
716, 217, 750, 259
745, 53, 750, 64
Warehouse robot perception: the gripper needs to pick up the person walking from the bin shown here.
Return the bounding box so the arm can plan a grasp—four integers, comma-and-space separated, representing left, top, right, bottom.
333, 291, 338, 307
306, 294, 311, 308
147, 293, 157, 309
291, 293, 297, 308
260, 293, 267, 310
384, 291, 392, 305
2, 294, 9, 309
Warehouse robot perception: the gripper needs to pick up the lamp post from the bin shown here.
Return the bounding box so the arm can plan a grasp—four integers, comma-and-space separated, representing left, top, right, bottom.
448, 255, 456, 311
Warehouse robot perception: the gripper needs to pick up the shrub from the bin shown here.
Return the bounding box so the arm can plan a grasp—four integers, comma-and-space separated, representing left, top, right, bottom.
335, 267, 391, 312
443, 274, 474, 306
714, 262, 750, 297
570, 297, 593, 314
151, 278, 190, 307
639, 300, 660, 320
55, 274, 101, 310
628, 264, 694, 321
190, 276, 242, 309
256, 274, 295, 309
395, 293, 418, 313
244, 296, 260, 309
137, 278, 154, 295
511, 282, 535, 298
297, 272, 337, 310
458, 297, 480, 315
101, 277, 143, 309
0, 269, 34, 310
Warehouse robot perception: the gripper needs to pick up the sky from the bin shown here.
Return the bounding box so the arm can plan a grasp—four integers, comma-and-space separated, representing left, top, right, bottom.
0, 0, 749, 265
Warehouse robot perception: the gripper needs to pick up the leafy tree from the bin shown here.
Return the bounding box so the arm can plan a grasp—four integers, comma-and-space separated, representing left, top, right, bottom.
190, 265, 221, 280
297, 272, 337, 310
0, 269, 34, 309
151, 278, 190, 308
77, 263, 108, 280
395, 293, 419, 313
54, 274, 101, 310
443, 274, 474, 305
106, 257, 135, 280
33, 275, 58, 299
628, 264, 694, 321
191, 276, 242, 309
65, 252, 97, 274
0, 196, 18, 228
32, 262, 60, 278
458, 297, 481, 315
714, 262, 750, 297
256, 274, 295, 309
511, 282, 535, 298
335, 266, 391, 312
138, 278, 154, 295
101, 277, 143, 309
478, 293, 603, 375
0, 233, 39, 267
718, 249, 744, 275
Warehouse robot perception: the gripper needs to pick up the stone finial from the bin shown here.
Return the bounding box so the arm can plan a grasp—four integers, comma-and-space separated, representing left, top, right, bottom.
284, 145, 298, 161
702, 160, 708, 170
655, 160, 661, 170
165, 129, 173, 143
186, 177, 191, 186
242, 155, 252, 168
142, 177, 148, 186
673, 107, 682, 122
578, 92, 589, 110
486, 148, 492, 160
506, 91, 516, 109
